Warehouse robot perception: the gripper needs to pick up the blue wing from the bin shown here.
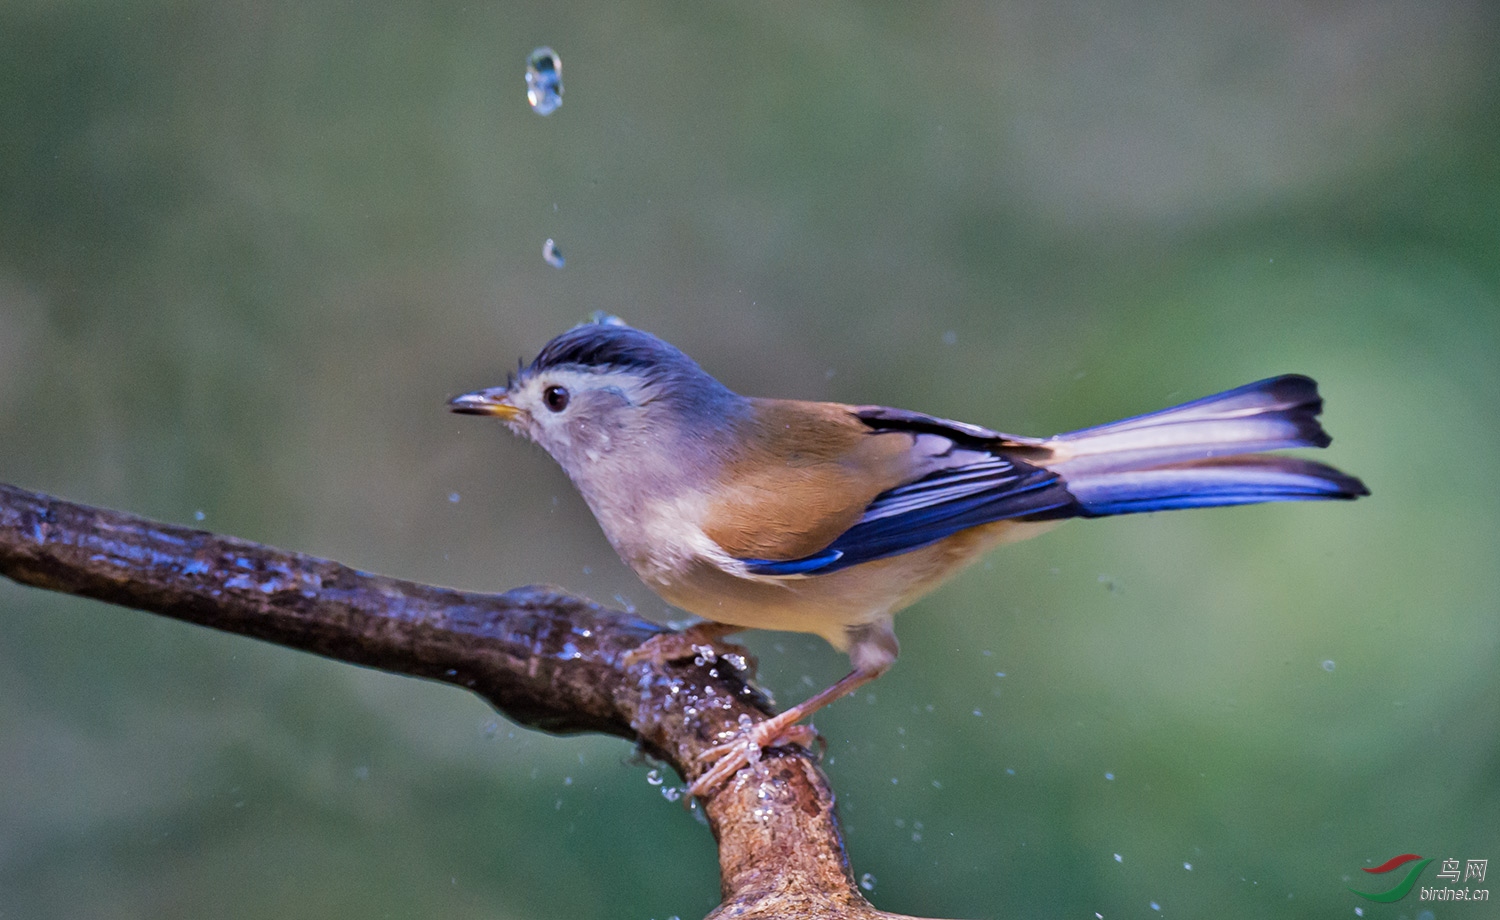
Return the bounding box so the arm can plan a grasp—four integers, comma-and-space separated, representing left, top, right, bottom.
741, 453, 1072, 577
737, 378, 1367, 579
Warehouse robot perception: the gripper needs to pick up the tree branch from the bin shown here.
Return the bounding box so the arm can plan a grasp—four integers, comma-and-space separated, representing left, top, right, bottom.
0, 482, 939, 919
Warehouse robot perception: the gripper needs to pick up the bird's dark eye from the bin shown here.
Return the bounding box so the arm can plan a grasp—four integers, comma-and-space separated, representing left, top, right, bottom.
543, 384, 570, 412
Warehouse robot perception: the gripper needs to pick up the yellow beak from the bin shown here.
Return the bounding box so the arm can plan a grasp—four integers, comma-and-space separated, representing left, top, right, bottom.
448, 387, 524, 421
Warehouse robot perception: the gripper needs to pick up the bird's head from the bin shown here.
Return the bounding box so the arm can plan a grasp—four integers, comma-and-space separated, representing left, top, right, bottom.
449, 320, 745, 483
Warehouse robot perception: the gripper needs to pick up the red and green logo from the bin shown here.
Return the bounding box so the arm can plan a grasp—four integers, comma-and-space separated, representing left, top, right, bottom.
1349, 854, 1433, 902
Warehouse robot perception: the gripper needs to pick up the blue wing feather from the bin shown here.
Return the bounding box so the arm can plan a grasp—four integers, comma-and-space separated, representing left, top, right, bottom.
741, 456, 1071, 576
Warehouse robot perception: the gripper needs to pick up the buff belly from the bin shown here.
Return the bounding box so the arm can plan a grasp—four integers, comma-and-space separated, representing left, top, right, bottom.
648, 518, 1061, 650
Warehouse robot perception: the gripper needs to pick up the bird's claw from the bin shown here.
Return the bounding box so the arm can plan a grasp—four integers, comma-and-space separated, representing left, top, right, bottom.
624, 623, 751, 671
688, 721, 819, 798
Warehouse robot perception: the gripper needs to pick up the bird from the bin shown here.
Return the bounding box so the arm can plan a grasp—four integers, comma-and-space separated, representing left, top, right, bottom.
449, 318, 1367, 795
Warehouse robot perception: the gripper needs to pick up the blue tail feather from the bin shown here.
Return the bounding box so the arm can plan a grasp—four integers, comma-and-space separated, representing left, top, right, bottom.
1066, 456, 1369, 518
1046, 376, 1368, 517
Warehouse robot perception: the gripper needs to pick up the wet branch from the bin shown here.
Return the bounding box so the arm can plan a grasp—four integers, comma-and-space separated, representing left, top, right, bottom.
0, 482, 940, 920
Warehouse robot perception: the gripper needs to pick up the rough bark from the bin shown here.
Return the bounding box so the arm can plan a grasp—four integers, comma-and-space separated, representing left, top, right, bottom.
0, 482, 941, 919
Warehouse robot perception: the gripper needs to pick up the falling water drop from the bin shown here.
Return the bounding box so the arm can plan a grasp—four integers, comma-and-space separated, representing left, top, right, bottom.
525, 47, 563, 115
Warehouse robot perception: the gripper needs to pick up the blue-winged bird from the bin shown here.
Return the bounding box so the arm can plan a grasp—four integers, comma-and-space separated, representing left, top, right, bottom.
450, 319, 1366, 794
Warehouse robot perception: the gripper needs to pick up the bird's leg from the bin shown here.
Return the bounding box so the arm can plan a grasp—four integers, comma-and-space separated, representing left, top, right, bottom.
689, 619, 898, 798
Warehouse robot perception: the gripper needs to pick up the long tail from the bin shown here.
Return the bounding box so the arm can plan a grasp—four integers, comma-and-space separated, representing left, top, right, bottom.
1041, 375, 1368, 517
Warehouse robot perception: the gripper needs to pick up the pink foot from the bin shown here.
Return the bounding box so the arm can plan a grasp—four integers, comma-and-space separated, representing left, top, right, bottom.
624, 622, 750, 670
689, 719, 820, 797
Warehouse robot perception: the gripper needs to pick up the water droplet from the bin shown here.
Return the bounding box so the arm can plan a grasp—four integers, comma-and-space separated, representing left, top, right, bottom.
942, 330, 957, 346
447, 492, 461, 503
859, 872, 876, 892
543, 238, 565, 268
972, 709, 982, 717
525, 47, 563, 115
1322, 659, 1336, 672
1184, 862, 1193, 870
661, 786, 682, 802
1114, 853, 1123, 863
193, 510, 205, 521
645, 769, 663, 786
1150, 901, 1160, 911
353, 766, 370, 780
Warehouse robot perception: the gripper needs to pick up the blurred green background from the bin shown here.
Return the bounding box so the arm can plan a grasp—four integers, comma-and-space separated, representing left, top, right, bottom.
2, 3, 1497, 918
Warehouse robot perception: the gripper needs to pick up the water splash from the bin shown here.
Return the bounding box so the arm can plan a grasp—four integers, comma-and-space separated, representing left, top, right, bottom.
526, 47, 563, 115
